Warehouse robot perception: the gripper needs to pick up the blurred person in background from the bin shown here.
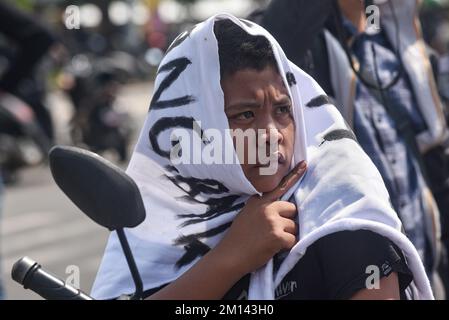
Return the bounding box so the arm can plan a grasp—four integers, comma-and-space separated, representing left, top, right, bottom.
0, 1, 58, 142
0, 1, 62, 297
420, 1, 449, 124
420, 0, 449, 55
250, 0, 449, 298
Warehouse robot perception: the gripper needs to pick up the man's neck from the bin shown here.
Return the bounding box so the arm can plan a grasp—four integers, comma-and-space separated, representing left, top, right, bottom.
338, 0, 367, 34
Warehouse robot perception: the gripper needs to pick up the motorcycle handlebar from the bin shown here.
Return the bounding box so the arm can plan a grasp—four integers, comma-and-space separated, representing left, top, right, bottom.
11, 257, 93, 300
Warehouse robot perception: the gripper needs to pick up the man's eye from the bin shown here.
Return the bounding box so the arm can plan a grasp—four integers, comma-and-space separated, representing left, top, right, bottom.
275, 105, 292, 115
235, 111, 255, 120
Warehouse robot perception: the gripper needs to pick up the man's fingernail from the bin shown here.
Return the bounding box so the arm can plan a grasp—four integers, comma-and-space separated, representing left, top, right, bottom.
297, 160, 307, 171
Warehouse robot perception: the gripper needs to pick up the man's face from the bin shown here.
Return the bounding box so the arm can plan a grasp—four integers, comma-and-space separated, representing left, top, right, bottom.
222, 65, 295, 193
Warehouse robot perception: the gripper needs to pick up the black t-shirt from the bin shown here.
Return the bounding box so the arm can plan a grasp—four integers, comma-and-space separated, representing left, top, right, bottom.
142, 230, 413, 300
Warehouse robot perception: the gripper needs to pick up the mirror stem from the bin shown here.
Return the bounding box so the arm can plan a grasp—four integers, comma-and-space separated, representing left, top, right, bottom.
116, 228, 143, 300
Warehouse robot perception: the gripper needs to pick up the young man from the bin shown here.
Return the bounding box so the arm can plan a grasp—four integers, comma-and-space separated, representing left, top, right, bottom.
91, 15, 432, 300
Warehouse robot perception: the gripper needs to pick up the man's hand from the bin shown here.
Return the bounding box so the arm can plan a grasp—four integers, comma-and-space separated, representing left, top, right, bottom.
215, 160, 307, 277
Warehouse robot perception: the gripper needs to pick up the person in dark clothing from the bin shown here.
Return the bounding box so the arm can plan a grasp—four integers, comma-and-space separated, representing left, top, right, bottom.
0, 1, 57, 140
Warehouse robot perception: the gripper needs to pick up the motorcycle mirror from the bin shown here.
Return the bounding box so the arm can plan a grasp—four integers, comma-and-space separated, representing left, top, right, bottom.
49, 146, 145, 230
49, 145, 145, 299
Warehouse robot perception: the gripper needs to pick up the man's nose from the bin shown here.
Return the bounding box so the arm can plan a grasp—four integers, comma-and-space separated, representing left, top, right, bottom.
258, 118, 283, 146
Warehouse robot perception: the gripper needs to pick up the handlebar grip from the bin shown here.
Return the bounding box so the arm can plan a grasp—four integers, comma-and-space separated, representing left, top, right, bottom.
11, 257, 93, 300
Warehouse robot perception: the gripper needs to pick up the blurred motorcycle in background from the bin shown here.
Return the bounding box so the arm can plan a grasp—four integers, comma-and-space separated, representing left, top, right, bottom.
59, 52, 134, 163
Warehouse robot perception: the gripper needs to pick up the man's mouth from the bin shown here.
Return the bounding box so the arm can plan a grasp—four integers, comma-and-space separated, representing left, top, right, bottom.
254, 151, 286, 168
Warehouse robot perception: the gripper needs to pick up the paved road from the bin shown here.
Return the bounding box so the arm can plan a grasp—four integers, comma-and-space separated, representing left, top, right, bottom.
1, 81, 153, 300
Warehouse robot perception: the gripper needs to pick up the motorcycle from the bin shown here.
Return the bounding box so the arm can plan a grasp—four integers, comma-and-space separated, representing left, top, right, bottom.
11, 145, 146, 300
62, 53, 133, 163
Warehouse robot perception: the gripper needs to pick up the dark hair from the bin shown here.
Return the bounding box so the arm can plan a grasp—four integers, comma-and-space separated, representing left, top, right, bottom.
214, 19, 278, 79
